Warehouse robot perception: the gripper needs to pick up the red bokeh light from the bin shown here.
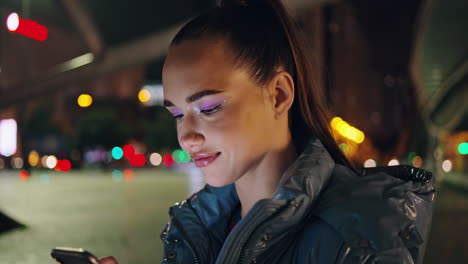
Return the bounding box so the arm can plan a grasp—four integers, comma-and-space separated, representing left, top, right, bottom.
123, 169, 135, 181
163, 154, 175, 167
19, 170, 29, 181
130, 154, 146, 167
55, 160, 62, 171
55, 159, 72, 172
123, 145, 135, 159
60, 159, 72, 172
7, 13, 48, 41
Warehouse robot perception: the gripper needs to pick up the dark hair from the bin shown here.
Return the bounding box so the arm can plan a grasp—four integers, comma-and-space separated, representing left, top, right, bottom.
170, 0, 353, 169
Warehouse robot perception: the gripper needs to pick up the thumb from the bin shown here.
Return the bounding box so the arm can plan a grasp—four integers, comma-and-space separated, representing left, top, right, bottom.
99, 256, 119, 264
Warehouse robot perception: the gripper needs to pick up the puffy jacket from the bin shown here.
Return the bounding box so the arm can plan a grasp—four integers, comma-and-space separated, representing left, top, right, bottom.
160, 139, 435, 263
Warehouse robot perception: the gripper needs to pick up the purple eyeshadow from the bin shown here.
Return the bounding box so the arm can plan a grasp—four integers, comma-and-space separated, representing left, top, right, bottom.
170, 109, 183, 116
199, 99, 225, 110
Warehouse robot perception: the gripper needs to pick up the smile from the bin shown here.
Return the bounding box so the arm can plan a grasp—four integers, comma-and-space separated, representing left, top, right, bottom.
192, 152, 221, 168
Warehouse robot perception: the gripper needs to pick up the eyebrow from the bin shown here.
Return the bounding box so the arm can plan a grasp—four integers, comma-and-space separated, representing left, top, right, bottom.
163, 90, 223, 107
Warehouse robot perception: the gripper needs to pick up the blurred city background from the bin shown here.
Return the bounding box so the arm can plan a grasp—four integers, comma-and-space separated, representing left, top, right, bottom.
0, 0, 467, 263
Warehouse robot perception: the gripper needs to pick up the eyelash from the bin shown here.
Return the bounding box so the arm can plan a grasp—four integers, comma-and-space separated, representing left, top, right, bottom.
172, 104, 223, 120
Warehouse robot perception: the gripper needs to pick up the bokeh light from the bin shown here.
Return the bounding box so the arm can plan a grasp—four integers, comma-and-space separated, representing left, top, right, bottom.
130, 154, 146, 167
11, 157, 23, 169
112, 170, 123, 182
123, 169, 135, 181
407, 152, 417, 163
363, 159, 376, 168
41, 155, 49, 167
138, 89, 151, 103
458, 142, 468, 155
46, 155, 58, 169
442, 160, 453, 173
28, 150, 40, 167
388, 159, 399, 166
172, 150, 191, 163
77, 94, 93, 108
40, 174, 50, 184
6, 13, 19, 31
330, 117, 365, 144
19, 170, 29, 181
55, 160, 62, 171
412, 156, 423, 168
0, 119, 17, 157
123, 144, 135, 159
338, 143, 348, 154
112, 147, 124, 160
6, 12, 48, 41
149, 153, 162, 166
57, 159, 72, 172
163, 154, 175, 167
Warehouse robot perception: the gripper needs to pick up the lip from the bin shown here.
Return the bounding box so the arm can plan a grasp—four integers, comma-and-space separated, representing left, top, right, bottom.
191, 152, 220, 168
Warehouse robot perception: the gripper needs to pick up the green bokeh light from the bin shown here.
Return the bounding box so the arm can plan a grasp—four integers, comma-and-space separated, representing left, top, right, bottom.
458, 142, 468, 155
172, 150, 191, 163
181, 150, 190, 162
112, 147, 123, 160
172, 150, 182, 163
408, 152, 417, 163
339, 143, 348, 153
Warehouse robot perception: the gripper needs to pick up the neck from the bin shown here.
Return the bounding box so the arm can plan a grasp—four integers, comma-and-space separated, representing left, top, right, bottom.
234, 140, 297, 218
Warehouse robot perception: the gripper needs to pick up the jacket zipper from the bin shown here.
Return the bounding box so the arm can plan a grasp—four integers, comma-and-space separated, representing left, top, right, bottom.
217, 203, 270, 263
169, 213, 201, 264
238, 215, 294, 264
238, 201, 301, 264
238, 222, 268, 263
220, 201, 288, 263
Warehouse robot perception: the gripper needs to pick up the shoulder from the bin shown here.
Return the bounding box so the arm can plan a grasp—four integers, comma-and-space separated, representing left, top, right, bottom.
297, 216, 417, 264
303, 164, 435, 263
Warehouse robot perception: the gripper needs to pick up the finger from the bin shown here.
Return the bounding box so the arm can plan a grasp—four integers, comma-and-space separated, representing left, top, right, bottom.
99, 256, 119, 264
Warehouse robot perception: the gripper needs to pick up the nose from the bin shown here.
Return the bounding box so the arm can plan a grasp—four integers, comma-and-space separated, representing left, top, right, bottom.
178, 115, 205, 152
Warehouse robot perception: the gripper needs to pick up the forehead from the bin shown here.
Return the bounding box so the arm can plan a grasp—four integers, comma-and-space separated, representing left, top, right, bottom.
162, 38, 240, 94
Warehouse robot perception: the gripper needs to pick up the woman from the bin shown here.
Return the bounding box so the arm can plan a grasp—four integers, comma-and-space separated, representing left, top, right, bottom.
101, 0, 435, 263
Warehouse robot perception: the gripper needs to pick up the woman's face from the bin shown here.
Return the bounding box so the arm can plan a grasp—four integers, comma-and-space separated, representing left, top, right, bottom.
162, 38, 279, 187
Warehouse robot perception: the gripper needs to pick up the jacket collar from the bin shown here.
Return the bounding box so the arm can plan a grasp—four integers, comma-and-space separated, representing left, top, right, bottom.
177, 138, 335, 230
273, 138, 335, 201
166, 138, 336, 263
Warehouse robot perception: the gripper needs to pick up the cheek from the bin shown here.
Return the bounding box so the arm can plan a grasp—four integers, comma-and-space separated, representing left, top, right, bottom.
220, 106, 271, 154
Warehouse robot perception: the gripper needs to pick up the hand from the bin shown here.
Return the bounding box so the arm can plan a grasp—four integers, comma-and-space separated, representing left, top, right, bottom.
99, 256, 119, 264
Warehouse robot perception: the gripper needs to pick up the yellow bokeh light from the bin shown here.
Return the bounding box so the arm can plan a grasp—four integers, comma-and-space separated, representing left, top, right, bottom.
336, 121, 347, 132
77, 94, 93, 108
330, 116, 365, 144
356, 131, 365, 143
28, 150, 40, 167
138, 89, 151, 103
330, 117, 342, 129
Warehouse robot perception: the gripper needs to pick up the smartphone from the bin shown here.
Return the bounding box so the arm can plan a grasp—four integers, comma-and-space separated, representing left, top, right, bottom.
51, 247, 100, 264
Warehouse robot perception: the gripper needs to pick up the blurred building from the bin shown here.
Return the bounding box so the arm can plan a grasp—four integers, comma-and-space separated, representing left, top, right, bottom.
0, 0, 466, 174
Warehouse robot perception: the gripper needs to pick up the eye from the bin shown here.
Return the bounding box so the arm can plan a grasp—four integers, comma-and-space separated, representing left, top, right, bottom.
172, 114, 184, 120
166, 108, 184, 120
200, 104, 222, 115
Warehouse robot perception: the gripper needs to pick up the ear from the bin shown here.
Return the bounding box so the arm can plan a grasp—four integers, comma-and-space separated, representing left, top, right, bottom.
266, 71, 295, 119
